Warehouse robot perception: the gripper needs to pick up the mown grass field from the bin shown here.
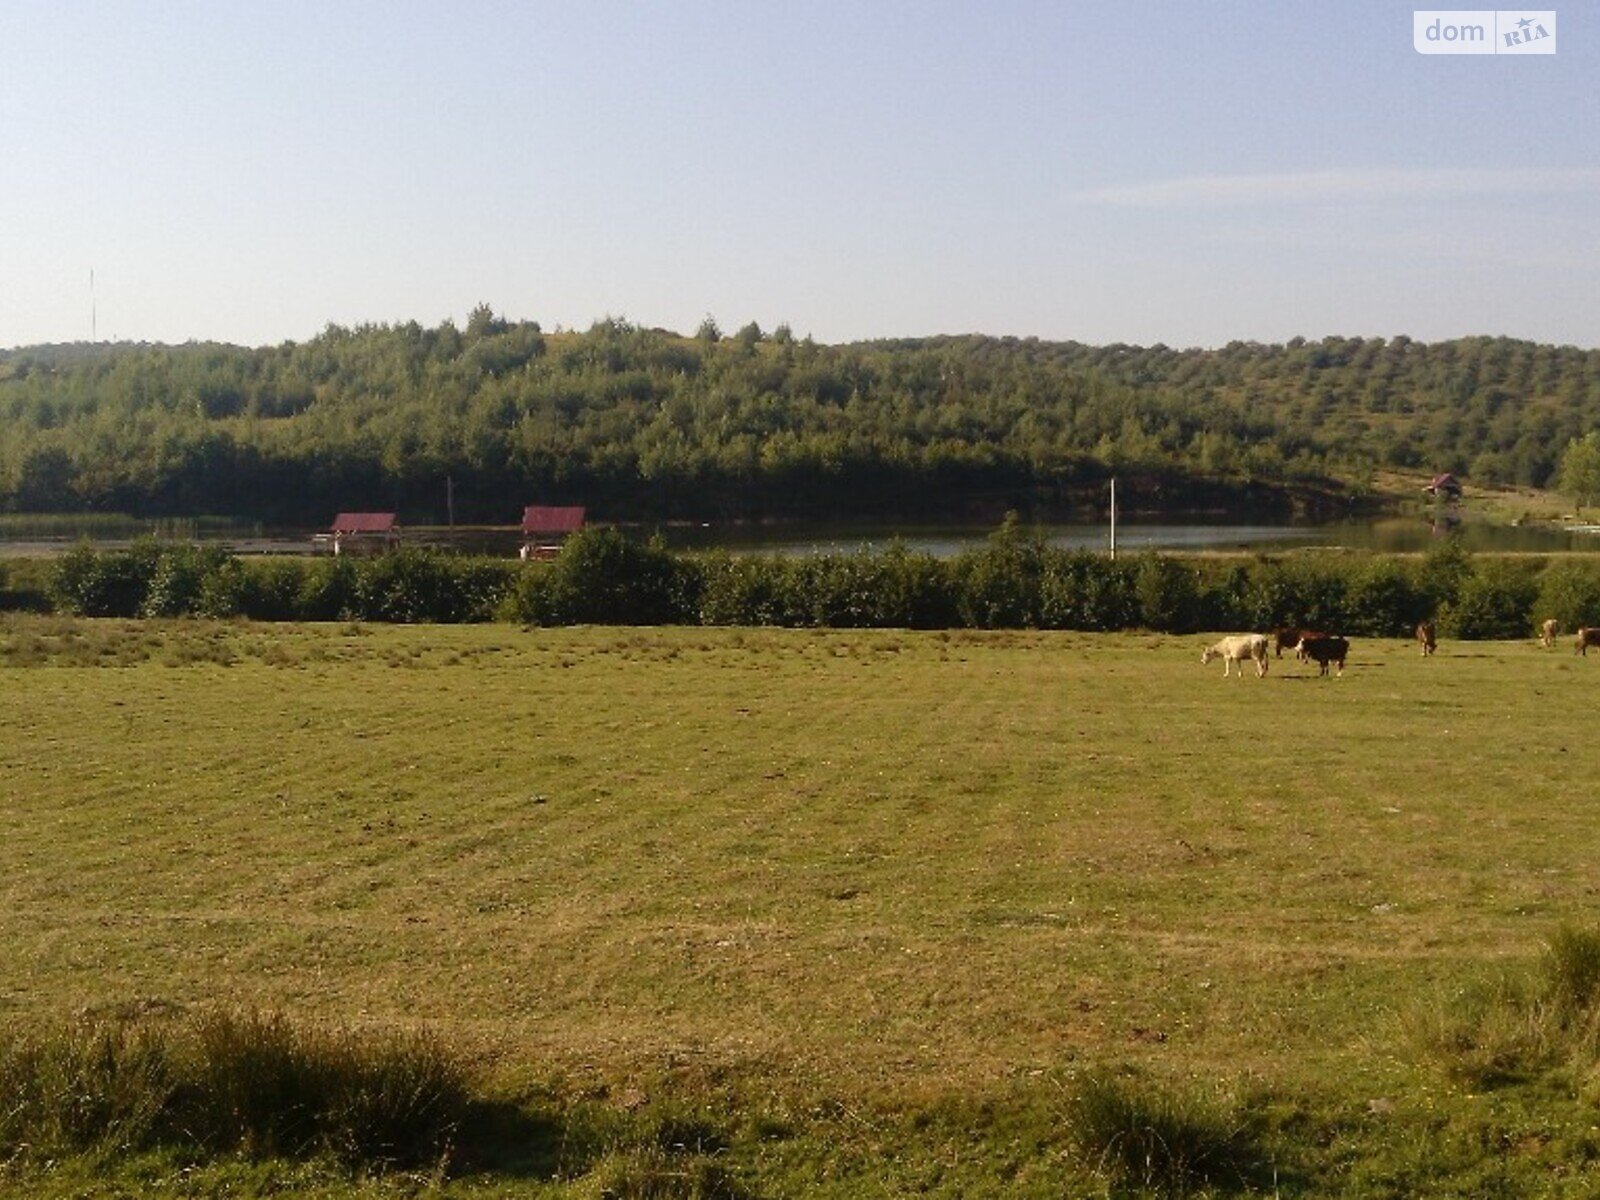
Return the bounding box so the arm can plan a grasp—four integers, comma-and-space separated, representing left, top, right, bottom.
3, 615, 1599, 1196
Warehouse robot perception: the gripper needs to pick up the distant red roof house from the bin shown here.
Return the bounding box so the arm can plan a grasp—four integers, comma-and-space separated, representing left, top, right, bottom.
1424, 474, 1462, 497
519, 506, 585, 561
330, 512, 399, 534
320, 512, 401, 556
521, 506, 585, 535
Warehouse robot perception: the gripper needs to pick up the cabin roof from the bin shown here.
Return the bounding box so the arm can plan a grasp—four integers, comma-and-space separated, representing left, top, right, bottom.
522, 505, 586, 535
330, 512, 398, 533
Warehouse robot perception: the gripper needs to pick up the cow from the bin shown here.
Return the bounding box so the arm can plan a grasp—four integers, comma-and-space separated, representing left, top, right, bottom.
1576, 627, 1600, 656
1296, 635, 1349, 677
1202, 634, 1270, 678
1273, 627, 1322, 661
1541, 619, 1559, 648
1416, 620, 1437, 656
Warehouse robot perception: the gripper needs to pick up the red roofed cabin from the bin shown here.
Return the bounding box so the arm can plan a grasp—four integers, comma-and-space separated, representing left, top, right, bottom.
322, 512, 400, 556
520, 506, 585, 561
1425, 473, 1462, 500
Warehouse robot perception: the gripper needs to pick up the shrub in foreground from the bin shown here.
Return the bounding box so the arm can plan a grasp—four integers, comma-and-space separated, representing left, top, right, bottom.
1133, 553, 1203, 634
951, 519, 1048, 628
0, 557, 53, 612
1038, 550, 1137, 630
506, 528, 699, 625
1342, 557, 1427, 637
1437, 560, 1540, 640
140, 544, 231, 617
49, 540, 162, 617
1534, 560, 1600, 635
350, 547, 516, 623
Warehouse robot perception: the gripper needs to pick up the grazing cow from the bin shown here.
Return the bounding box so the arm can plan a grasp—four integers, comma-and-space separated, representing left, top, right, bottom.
1541, 619, 1559, 648
1274, 627, 1325, 661
1576, 627, 1600, 656
1296, 635, 1349, 677
1202, 634, 1270, 678
1416, 620, 1437, 656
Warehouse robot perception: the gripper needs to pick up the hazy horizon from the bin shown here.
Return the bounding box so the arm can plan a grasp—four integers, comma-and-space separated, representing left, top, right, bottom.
5, 320, 1597, 357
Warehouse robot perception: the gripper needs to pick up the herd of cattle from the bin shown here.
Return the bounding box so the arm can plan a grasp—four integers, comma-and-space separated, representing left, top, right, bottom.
1202, 619, 1600, 679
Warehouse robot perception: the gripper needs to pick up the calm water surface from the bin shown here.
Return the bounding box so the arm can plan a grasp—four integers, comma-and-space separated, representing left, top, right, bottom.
1, 517, 1596, 558
657, 517, 1600, 557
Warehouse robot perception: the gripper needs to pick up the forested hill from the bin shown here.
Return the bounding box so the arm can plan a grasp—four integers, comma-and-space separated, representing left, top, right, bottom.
3, 312, 1599, 524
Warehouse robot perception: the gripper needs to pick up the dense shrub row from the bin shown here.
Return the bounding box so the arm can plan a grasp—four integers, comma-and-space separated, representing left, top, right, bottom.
32, 528, 1600, 638
48, 541, 518, 624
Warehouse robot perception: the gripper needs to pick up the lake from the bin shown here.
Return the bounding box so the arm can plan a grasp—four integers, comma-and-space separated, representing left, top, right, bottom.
1, 516, 1596, 559
653, 516, 1600, 557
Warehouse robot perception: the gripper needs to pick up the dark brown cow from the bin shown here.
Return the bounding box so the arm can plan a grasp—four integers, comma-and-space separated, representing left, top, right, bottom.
1416, 620, 1436, 656
1576, 627, 1600, 656
1296, 634, 1349, 677
1274, 627, 1322, 660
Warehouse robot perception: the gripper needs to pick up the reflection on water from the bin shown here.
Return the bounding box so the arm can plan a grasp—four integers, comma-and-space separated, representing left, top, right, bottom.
658, 517, 1600, 557
0, 517, 1596, 559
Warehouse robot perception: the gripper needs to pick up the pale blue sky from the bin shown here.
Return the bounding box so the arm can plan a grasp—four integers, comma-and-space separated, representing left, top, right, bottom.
1, 1, 1595, 349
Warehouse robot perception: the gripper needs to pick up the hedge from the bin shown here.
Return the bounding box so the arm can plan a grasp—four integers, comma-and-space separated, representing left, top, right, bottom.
25, 530, 1600, 637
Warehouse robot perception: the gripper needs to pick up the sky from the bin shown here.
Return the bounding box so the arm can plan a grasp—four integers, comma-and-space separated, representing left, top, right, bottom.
1, 1, 1595, 350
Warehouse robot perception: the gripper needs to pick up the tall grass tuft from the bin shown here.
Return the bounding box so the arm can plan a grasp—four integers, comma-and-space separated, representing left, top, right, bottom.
1402, 975, 1557, 1089
1542, 925, 1600, 1018
1408, 924, 1600, 1090
0, 1008, 474, 1171
0, 1017, 178, 1156
1062, 1070, 1257, 1195
186, 1009, 473, 1165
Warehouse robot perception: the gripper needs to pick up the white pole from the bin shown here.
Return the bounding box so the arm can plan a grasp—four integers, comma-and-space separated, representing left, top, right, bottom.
1110, 477, 1117, 560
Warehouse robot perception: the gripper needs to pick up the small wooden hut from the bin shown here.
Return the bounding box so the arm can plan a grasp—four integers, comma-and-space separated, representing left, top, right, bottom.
319, 512, 401, 556
1424, 473, 1462, 501
520, 506, 585, 561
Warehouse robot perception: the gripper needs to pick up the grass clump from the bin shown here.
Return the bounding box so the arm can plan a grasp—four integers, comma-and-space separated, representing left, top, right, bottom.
185, 1009, 473, 1167
1544, 924, 1600, 1020
1062, 1070, 1260, 1196
0, 1016, 178, 1157
0, 1008, 474, 1172
1408, 924, 1600, 1091
1404, 974, 1557, 1089
588, 1144, 752, 1199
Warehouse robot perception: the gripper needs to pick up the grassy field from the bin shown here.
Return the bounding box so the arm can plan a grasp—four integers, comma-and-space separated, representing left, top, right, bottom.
2, 615, 1599, 1196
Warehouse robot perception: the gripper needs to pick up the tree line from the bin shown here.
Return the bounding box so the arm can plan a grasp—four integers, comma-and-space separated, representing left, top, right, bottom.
3, 311, 1600, 523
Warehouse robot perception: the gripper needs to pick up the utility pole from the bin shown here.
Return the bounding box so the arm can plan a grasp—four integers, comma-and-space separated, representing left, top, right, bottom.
1109, 477, 1117, 560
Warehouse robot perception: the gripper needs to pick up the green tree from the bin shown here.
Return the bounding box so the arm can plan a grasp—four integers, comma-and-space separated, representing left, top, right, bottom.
1558, 433, 1600, 512
465, 303, 508, 339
